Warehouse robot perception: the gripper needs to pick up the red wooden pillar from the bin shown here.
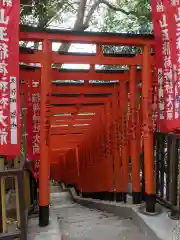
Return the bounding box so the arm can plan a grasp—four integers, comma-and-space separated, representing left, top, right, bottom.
62, 153, 66, 183
80, 142, 85, 194
142, 45, 155, 212
39, 39, 51, 226
112, 89, 122, 201
75, 146, 81, 191
94, 112, 100, 194
119, 80, 129, 203
98, 109, 105, 194
78, 145, 82, 193
129, 66, 141, 204
104, 103, 114, 199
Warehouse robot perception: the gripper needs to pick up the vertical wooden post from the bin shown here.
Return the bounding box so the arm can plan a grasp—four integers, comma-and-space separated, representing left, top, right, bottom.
39, 39, 51, 227
0, 174, 2, 234
119, 81, 129, 203
112, 90, 122, 201
104, 103, 114, 200
142, 45, 155, 212
0, 157, 7, 233
62, 155, 66, 186
23, 171, 31, 210
14, 157, 20, 227
78, 145, 83, 194
48, 118, 52, 204
75, 147, 80, 191
129, 66, 141, 204
17, 172, 27, 240
98, 108, 106, 197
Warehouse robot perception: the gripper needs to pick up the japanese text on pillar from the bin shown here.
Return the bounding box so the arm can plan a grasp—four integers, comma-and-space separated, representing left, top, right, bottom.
34, 159, 40, 179
0, 0, 17, 146
32, 80, 40, 155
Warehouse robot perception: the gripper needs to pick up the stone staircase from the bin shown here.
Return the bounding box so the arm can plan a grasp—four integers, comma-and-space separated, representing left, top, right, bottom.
50, 186, 147, 240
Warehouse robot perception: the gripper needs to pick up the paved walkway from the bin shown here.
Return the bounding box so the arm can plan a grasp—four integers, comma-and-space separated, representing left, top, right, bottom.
27, 186, 62, 240
28, 186, 146, 240
51, 188, 146, 240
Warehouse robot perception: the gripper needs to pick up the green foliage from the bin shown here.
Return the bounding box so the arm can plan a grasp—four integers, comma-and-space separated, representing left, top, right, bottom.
102, 0, 152, 34
101, 0, 153, 70
20, 0, 75, 27
20, 0, 153, 32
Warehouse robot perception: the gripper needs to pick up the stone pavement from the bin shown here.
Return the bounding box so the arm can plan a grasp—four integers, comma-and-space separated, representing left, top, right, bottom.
27, 213, 61, 240
27, 186, 62, 240
28, 186, 147, 240
50, 188, 147, 240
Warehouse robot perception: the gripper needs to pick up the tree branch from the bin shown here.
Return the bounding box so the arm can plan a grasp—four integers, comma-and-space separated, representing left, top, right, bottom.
58, 0, 87, 53
99, 0, 136, 16
75, 0, 87, 27
84, 0, 101, 27
84, 0, 143, 30
46, 0, 69, 27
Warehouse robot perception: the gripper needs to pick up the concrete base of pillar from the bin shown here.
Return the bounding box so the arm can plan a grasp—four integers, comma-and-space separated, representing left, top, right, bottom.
123, 192, 127, 203
116, 192, 123, 202
145, 194, 156, 213
39, 205, 49, 227
132, 192, 141, 204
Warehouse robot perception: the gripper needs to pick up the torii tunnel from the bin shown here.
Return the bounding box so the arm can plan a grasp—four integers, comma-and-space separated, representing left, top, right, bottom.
20, 26, 155, 227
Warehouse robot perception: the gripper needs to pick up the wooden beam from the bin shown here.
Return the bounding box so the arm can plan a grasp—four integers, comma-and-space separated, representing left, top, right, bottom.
52, 85, 116, 94
20, 65, 134, 81
51, 115, 95, 120
52, 52, 144, 65
20, 30, 155, 46
51, 119, 93, 125
19, 51, 155, 66
50, 96, 111, 105
50, 105, 104, 115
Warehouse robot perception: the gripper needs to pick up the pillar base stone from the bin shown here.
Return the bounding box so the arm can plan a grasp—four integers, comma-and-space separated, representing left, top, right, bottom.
123, 192, 127, 203
39, 205, 49, 227
132, 192, 141, 204
145, 194, 156, 213
116, 192, 123, 202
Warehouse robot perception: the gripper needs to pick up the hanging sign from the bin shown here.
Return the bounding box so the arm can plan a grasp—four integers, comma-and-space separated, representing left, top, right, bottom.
151, 0, 180, 132
0, 0, 20, 155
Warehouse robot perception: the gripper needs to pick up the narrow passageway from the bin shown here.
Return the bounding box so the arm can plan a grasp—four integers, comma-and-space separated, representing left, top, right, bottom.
50, 187, 145, 240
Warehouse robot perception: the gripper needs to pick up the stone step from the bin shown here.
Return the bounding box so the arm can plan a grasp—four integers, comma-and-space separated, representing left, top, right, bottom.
51, 188, 147, 240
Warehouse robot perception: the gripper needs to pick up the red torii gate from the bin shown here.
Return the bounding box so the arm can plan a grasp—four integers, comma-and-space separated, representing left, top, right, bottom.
19, 26, 155, 227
